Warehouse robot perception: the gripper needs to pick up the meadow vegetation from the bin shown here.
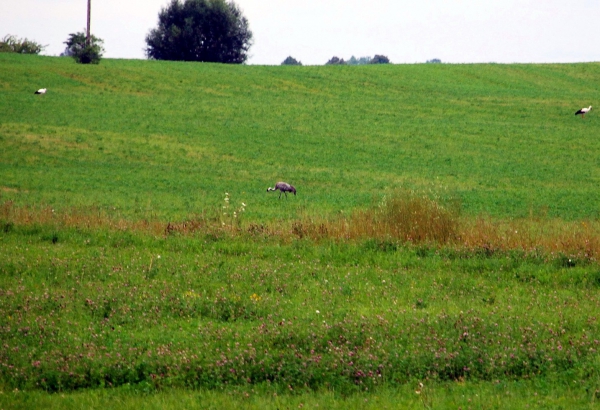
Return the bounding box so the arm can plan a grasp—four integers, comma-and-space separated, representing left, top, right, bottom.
1, 54, 600, 407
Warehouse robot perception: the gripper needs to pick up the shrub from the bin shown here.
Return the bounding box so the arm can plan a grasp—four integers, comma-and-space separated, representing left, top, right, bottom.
370, 55, 390, 64
0, 34, 46, 54
63, 31, 105, 64
281, 56, 302, 66
325, 56, 345, 65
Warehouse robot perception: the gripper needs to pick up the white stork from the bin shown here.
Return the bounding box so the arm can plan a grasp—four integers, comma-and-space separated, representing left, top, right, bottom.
575, 105, 592, 118
34, 88, 47, 95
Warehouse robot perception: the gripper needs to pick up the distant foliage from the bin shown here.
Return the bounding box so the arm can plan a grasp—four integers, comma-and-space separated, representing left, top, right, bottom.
347, 56, 372, 65
281, 56, 302, 66
370, 55, 390, 64
328, 55, 389, 65
63, 32, 105, 64
59, 47, 73, 57
0, 34, 46, 54
427, 58, 442, 64
145, 0, 253, 64
326, 56, 346, 65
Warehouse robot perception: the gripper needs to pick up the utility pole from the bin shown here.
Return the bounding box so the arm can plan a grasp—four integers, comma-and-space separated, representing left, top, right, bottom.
86, 0, 91, 46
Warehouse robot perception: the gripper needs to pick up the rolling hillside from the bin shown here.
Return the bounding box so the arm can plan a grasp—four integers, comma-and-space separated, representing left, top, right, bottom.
1, 54, 599, 220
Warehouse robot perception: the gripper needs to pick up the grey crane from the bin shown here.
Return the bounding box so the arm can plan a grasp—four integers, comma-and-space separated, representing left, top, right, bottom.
267, 181, 296, 198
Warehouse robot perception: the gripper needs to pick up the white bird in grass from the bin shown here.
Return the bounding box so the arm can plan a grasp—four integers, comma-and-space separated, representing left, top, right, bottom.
575, 105, 592, 118
267, 181, 296, 199
34, 88, 47, 95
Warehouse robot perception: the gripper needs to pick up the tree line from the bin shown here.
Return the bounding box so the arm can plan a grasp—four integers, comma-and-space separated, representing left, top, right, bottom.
281, 55, 391, 66
3, 0, 425, 66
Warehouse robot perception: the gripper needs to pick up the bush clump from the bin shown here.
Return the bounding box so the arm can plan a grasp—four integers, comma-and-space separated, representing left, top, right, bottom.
370, 55, 390, 64
326, 56, 346, 65
63, 31, 104, 64
0, 34, 46, 54
281, 56, 302, 66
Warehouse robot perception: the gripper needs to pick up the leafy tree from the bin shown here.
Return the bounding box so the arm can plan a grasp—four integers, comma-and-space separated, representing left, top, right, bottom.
145, 0, 253, 64
281, 56, 302, 66
370, 55, 390, 64
63, 31, 104, 64
0, 34, 46, 54
326, 56, 345, 65
426, 58, 442, 64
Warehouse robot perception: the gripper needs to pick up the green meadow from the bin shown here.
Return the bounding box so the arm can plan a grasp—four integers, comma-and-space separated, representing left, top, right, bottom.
2, 54, 600, 219
2, 54, 600, 407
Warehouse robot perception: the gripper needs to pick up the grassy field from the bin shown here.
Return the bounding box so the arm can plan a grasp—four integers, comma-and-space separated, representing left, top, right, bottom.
1, 54, 600, 220
2, 224, 600, 407
3, 381, 598, 409
2, 54, 600, 407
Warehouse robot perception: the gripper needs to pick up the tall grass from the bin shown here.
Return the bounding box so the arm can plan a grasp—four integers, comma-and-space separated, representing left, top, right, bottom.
3, 381, 598, 409
3, 193, 600, 260
0, 200, 166, 236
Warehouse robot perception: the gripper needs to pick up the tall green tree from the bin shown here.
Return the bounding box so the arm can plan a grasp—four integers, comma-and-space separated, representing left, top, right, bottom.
145, 0, 252, 64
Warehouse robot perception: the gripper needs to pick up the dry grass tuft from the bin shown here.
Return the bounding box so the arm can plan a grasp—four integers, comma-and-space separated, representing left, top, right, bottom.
350, 193, 458, 243
289, 193, 458, 243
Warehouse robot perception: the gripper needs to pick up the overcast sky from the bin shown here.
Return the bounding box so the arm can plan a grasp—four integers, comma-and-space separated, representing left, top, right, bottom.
2, 0, 599, 65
